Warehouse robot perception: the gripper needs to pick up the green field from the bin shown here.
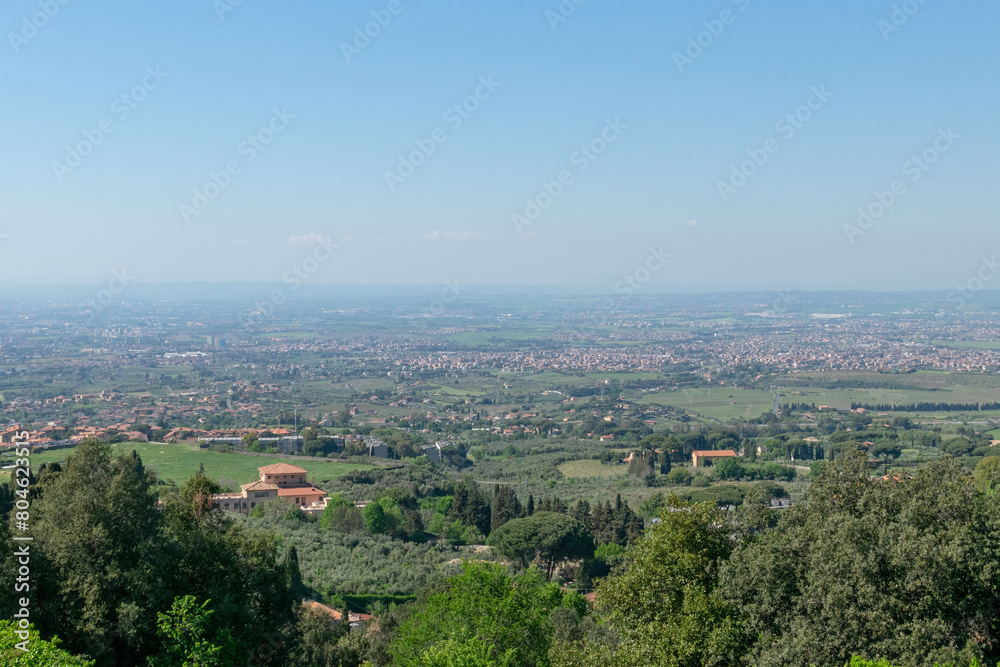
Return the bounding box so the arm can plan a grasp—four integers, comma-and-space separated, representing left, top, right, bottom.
779, 384, 1000, 411
558, 459, 627, 479
639, 389, 774, 420
20, 442, 369, 488
932, 340, 1000, 350
776, 370, 1000, 391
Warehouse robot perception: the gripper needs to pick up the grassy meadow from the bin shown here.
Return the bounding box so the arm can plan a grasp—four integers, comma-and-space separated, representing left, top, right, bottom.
15, 441, 369, 488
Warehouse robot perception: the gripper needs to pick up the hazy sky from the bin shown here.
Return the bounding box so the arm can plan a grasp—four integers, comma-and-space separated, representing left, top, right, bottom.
1, 0, 997, 292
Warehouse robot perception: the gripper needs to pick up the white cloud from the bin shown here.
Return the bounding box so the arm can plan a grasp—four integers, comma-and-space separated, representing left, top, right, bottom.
288, 233, 354, 245
423, 230, 487, 242
287, 233, 329, 244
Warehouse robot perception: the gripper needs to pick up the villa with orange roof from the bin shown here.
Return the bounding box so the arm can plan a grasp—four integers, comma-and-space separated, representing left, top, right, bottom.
212, 463, 329, 515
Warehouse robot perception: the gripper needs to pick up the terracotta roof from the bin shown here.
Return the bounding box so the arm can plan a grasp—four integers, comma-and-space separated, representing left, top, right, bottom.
692, 450, 738, 458
277, 486, 327, 498
258, 463, 307, 475
240, 480, 279, 492
304, 600, 342, 622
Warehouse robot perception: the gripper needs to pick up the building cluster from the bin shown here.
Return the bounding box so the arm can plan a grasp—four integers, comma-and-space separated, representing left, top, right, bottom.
211, 463, 330, 516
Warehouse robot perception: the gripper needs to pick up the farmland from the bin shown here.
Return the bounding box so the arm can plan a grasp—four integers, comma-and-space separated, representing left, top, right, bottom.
558, 459, 627, 479
18, 441, 370, 489
638, 388, 775, 420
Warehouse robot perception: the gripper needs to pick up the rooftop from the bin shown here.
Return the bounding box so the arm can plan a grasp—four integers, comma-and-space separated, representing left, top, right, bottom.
258, 463, 308, 475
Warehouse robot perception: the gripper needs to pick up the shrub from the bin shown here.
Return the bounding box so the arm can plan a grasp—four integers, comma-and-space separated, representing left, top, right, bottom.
666, 468, 692, 486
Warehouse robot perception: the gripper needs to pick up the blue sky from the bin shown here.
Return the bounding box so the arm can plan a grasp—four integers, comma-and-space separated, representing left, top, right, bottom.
1, 0, 997, 292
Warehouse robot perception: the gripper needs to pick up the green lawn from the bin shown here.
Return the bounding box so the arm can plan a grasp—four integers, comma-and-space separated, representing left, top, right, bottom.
778, 385, 1000, 411
639, 389, 774, 420
23, 441, 370, 488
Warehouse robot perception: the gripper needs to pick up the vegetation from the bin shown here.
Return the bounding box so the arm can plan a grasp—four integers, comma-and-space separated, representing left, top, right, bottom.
26, 441, 368, 488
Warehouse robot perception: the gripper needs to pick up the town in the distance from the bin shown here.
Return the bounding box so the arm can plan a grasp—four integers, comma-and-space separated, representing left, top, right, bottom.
3, 286, 1000, 666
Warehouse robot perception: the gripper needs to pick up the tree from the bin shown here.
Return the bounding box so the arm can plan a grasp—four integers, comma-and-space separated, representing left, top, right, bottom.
165, 465, 221, 530
389, 562, 565, 667
974, 456, 1000, 492
488, 512, 594, 580
284, 546, 304, 599
148, 596, 240, 667
627, 455, 651, 478
720, 455, 1000, 667
941, 437, 975, 457
319, 494, 364, 533
596, 495, 745, 667
570, 499, 591, 527
291, 605, 353, 667
166, 521, 299, 666
490, 486, 521, 533
667, 468, 692, 486
0, 621, 94, 666
659, 450, 672, 475
363, 502, 389, 535
450, 477, 490, 536
714, 457, 745, 481
871, 442, 902, 473
31, 439, 166, 661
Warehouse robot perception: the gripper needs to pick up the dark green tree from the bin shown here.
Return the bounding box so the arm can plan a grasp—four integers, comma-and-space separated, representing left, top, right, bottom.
490, 486, 521, 533
488, 512, 595, 580
721, 455, 1000, 667
32, 440, 166, 661
389, 562, 565, 667
595, 496, 745, 667
449, 477, 490, 535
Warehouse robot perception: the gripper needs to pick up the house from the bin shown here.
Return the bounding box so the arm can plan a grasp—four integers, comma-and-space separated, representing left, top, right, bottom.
0, 426, 25, 444
422, 442, 446, 464
259, 462, 308, 486
365, 437, 390, 458
348, 612, 371, 630
213, 480, 280, 514
691, 450, 738, 468
303, 600, 343, 626
212, 464, 329, 514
